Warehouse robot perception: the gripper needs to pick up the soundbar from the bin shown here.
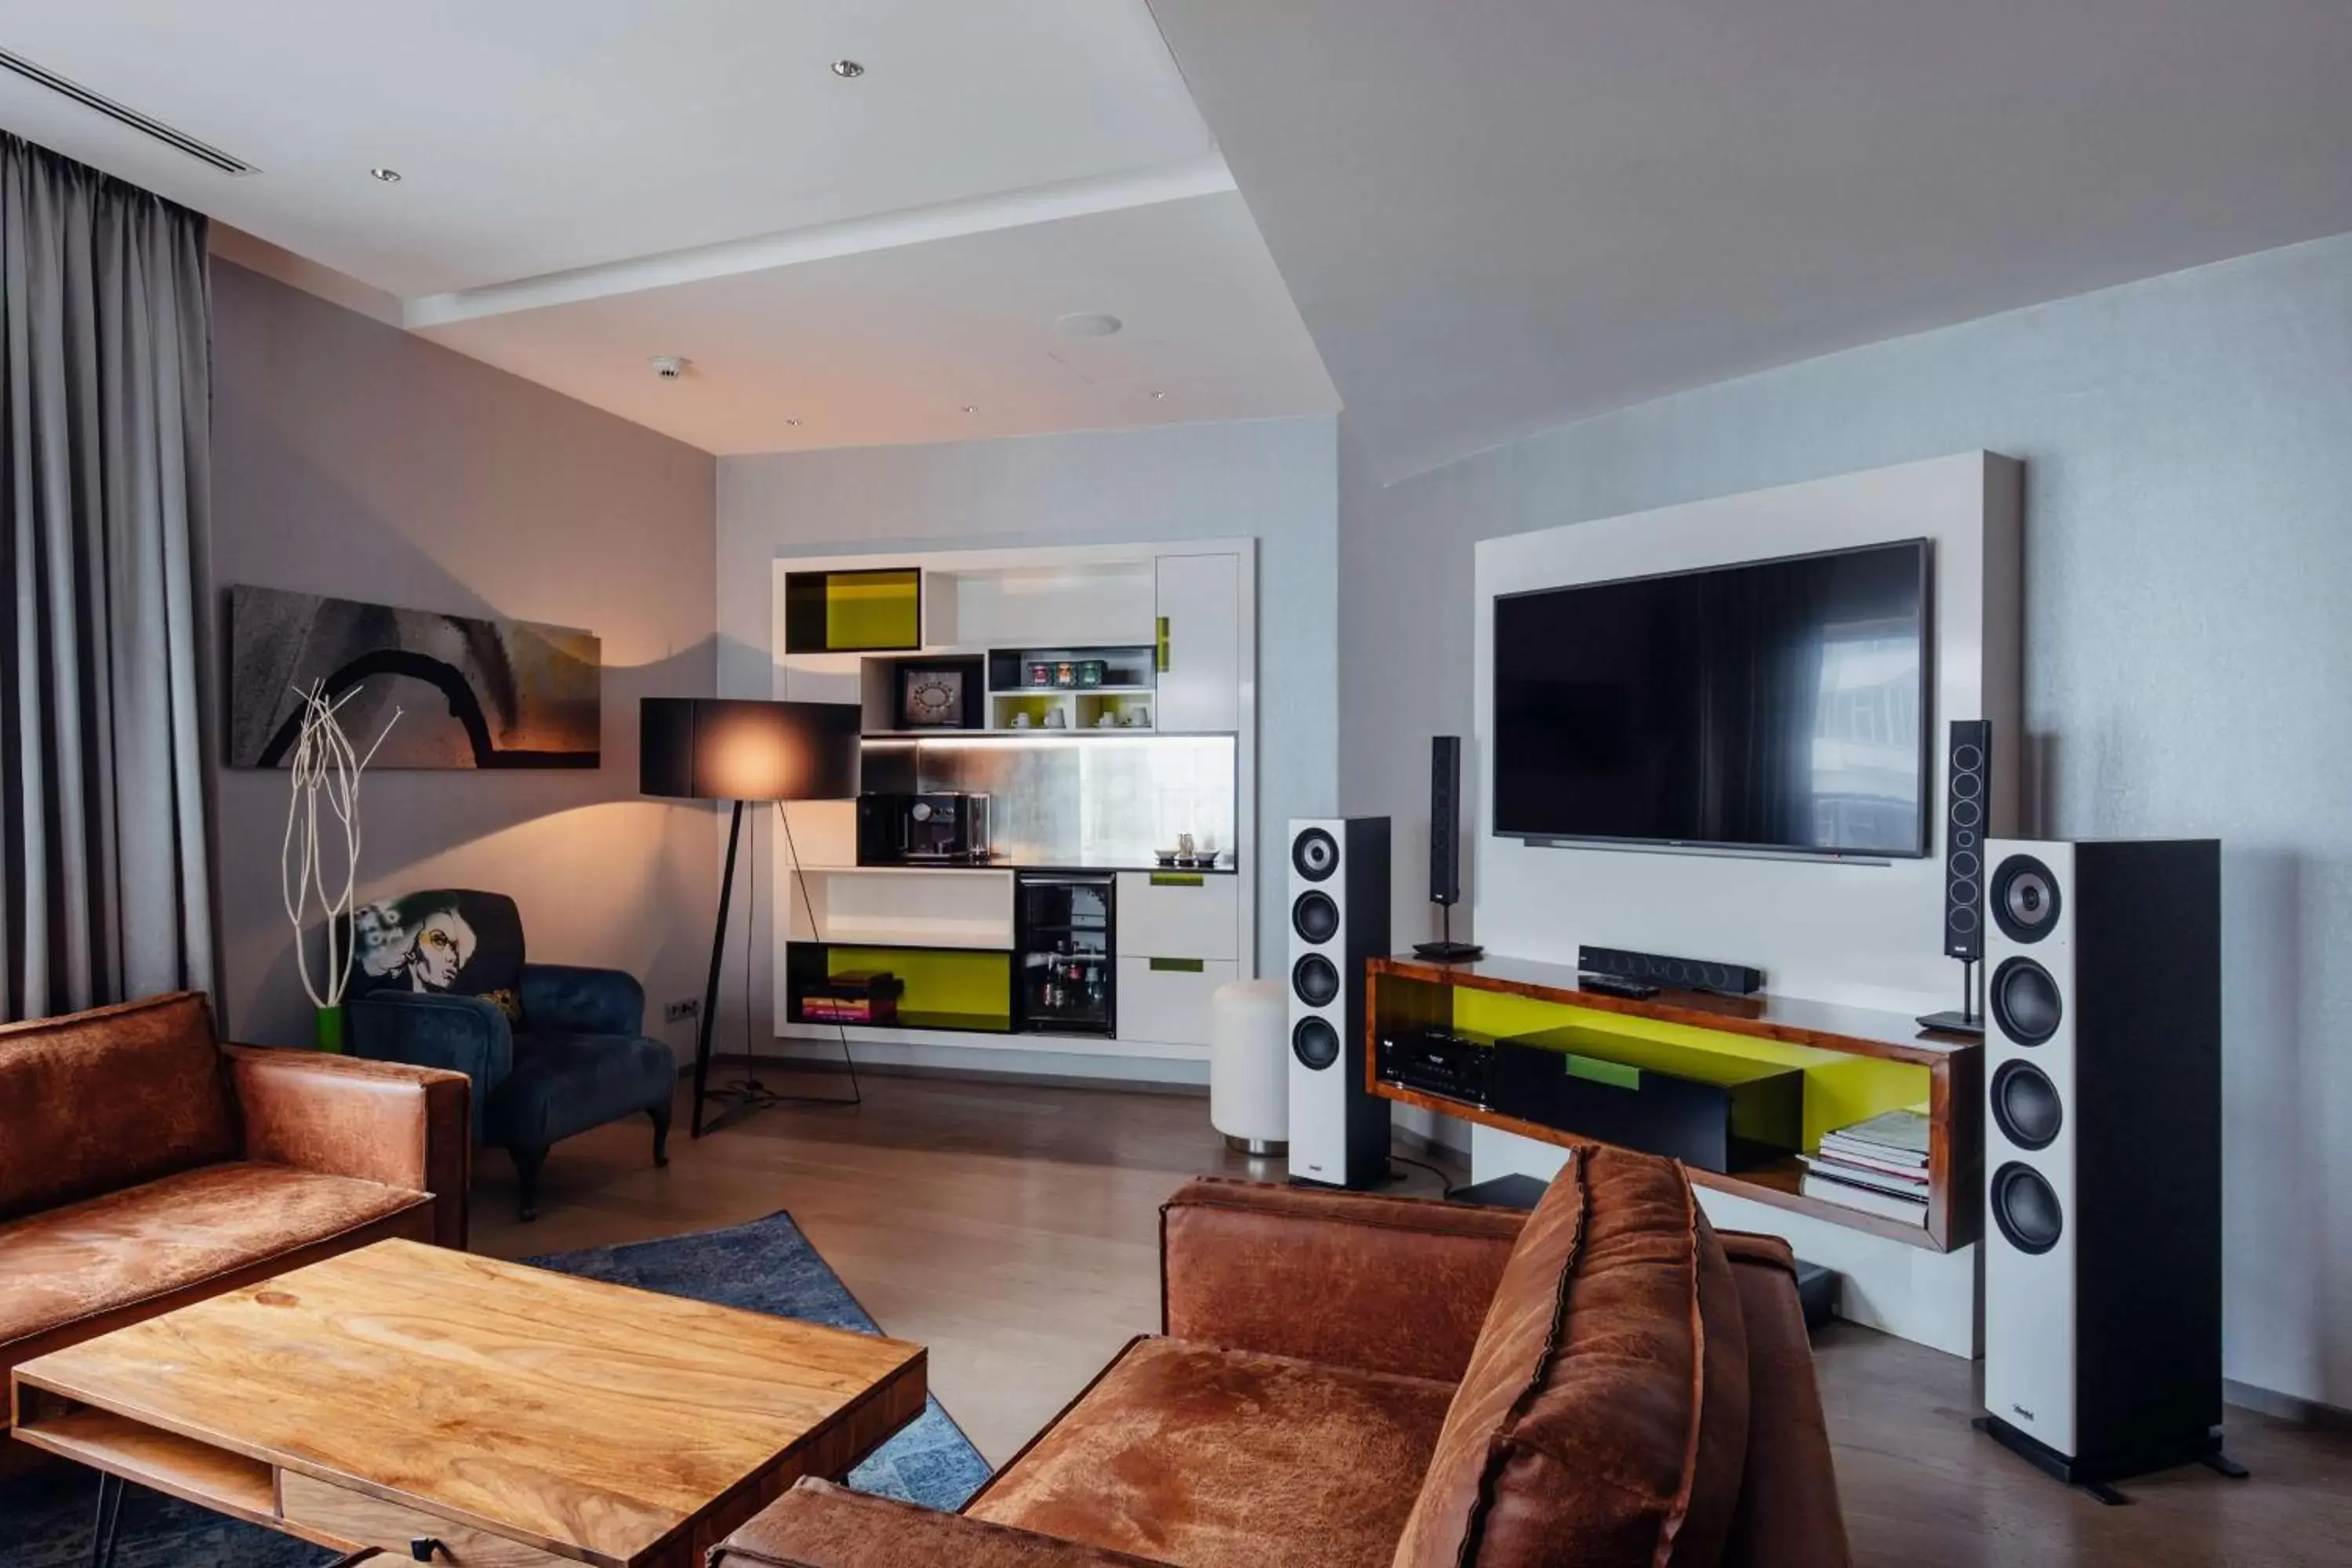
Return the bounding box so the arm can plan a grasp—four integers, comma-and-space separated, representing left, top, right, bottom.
1578, 945, 1763, 997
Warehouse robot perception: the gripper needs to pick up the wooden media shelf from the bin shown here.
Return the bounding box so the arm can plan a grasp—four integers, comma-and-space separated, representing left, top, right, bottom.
1367, 953, 1982, 1251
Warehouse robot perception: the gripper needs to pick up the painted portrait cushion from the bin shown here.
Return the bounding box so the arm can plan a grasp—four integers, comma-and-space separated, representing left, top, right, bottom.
343, 888, 527, 1021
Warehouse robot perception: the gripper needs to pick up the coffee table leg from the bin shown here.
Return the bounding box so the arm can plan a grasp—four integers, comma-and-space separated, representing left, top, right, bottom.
87, 1472, 125, 1568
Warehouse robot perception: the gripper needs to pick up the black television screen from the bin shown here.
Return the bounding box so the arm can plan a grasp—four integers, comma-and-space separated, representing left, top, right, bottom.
1492, 539, 1931, 856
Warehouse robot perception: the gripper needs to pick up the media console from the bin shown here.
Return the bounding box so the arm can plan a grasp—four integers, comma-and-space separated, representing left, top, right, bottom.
1367, 953, 1984, 1251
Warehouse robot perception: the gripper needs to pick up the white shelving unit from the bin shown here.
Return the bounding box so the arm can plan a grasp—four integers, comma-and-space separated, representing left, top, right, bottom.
770, 539, 1258, 1072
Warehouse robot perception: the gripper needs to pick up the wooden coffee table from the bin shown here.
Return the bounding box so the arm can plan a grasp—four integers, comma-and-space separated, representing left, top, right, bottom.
8, 1238, 927, 1566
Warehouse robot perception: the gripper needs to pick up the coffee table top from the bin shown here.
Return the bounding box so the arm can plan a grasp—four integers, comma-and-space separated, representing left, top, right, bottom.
10, 1239, 925, 1566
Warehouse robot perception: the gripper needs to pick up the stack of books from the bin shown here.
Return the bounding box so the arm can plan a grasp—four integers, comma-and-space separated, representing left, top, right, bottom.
799, 969, 903, 1026
1798, 1109, 1929, 1228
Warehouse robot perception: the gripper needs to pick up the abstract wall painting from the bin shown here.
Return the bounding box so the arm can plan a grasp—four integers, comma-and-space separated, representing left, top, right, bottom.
228, 585, 601, 769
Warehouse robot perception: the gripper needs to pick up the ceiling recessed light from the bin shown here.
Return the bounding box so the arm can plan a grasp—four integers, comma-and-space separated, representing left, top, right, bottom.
830, 59, 865, 78
1055, 311, 1123, 338
649, 355, 691, 380
786, 417, 803, 427
1150, 390, 1167, 401
960, 405, 978, 414
368, 166, 401, 183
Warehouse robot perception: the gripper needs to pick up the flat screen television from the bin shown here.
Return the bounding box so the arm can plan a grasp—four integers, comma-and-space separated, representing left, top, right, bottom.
1492, 539, 1931, 857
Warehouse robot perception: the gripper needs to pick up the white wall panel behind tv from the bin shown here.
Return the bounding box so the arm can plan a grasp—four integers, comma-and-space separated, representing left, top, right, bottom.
1472, 451, 2023, 1017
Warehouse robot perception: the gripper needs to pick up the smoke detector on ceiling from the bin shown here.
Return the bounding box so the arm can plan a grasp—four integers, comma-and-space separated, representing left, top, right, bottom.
649, 356, 691, 381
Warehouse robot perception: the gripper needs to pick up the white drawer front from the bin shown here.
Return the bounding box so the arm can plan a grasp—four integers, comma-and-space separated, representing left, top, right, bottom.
1116, 872, 1239, 961
1116, 956, 1237, 1046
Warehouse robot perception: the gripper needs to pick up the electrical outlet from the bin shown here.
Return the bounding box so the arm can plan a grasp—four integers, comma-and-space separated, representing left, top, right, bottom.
664, 998, 700, 1024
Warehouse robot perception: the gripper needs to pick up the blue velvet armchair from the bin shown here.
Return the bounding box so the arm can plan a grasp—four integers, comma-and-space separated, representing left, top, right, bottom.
350, 956, 677, 1221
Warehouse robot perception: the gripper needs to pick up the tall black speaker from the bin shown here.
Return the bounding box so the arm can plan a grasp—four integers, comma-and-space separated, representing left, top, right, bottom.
1976, 837, 2231, 1493
1287, 818, 1392, 1189
1942, 720, 1992, 961
1430, 736, 1461, 906
1920, 719, 1993, 1034
1413, 738, 1482, 963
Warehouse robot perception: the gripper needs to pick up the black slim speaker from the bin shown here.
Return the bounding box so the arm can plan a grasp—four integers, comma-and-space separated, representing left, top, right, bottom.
1942, 720, 1992, 961
1430, 736, 1461, 906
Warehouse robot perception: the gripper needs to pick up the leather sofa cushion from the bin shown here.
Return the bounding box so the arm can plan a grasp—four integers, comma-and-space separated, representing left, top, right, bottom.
1394, 1145, 1751, 1568
1717, 1232, 1852, 1568
0, 1160, 433, 1378
967, 1335, 1457, 1568
0, 993, 239, 1220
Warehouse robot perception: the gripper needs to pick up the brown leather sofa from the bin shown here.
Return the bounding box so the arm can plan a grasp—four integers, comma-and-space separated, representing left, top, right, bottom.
714, 1143, 1849, 1568
0, 991, 470, 1439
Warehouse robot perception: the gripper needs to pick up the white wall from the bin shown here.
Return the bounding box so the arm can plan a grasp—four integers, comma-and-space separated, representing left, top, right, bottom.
716, 418, 1339, 1069
1339, 230, 2352, 1410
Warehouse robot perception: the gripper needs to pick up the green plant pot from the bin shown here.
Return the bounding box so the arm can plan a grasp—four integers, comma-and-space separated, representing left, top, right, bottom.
315, 1005, 347, 1054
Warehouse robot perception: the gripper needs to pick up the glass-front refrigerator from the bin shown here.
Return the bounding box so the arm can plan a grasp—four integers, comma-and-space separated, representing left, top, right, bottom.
1014, 873, 1115, 1036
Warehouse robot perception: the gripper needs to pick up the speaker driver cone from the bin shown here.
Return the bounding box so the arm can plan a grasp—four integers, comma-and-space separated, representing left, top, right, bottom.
1991, 1060, 2063, 1150
1292, 953, 1339, 1008
1991, 854, 2061, 942
1991, 957, 2063, 1046
1291, 890, 1339, 945
1292, 829, 1338, 882
1991, 1161, 2064, 1254
1291, 1016, 1339, 1071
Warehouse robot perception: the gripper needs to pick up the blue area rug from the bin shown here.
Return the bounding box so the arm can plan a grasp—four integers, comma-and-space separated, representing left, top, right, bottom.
0, 1212, 989, 1567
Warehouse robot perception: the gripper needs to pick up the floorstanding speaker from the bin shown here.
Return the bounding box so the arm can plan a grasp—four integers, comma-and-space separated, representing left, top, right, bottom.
1287, 817, 1392, 1189
1978, 837, 2227, 1491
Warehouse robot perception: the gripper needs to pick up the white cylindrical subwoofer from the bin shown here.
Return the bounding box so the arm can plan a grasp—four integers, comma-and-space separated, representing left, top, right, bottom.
1210, 978, 1287, 1156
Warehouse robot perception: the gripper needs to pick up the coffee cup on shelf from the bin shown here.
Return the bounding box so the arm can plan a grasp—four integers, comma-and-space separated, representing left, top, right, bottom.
1044, 709, 1067, 729
1011, 712, 1033, 728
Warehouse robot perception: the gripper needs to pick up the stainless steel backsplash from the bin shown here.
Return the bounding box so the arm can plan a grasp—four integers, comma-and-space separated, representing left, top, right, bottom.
864, 735, 1236, 866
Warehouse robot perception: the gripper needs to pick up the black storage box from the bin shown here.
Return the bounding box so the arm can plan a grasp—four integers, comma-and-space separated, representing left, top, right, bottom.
1490, 1025, 1802, 1174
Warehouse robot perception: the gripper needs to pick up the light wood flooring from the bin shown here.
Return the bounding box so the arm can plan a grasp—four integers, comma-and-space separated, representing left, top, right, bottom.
473, 1070, 2352, 1568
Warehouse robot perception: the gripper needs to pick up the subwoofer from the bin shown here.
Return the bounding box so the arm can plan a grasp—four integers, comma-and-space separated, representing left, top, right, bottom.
1287, 818, 1392, 1188
1942, 720, 1992, 961
1978, 837, 2226, 1490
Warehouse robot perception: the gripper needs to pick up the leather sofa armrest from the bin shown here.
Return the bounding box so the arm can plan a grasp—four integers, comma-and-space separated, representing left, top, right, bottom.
223, 1045, 472, 1251
1715, 1230, 1853, 1568
519, 962, 645, 1036
347, 991, 512, 1143
713, 1479, 1170, 1568
1160, 1178, 1526, 1384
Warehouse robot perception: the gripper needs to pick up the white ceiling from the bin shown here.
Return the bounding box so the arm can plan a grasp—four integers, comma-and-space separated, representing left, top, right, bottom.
0, 0, 1336, 451
1147, 0, 2352, 482
415, 191, 1334, 456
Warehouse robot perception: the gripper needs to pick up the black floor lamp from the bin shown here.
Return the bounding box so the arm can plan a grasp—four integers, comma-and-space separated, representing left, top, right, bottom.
641, 697, 861, 1137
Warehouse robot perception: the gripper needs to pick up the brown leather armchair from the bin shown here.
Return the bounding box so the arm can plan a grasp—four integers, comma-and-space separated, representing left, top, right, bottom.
0, 992, 469, 1437
715, 1145, 1851, 1568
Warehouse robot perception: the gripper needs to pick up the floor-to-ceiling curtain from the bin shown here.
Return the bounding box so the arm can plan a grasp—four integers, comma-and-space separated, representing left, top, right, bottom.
1, 132, 213, 1022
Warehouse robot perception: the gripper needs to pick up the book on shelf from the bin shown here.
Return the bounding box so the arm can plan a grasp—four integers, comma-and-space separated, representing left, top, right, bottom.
1822, 1109, 1929, 1160
1797, 1153, 1928, 1200
1799, 1170, 1929, 1227
1814, 1138, 1928, 1178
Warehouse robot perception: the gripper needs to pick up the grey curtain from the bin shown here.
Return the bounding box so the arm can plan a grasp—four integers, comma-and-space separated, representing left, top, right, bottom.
1, 132, 214, 1022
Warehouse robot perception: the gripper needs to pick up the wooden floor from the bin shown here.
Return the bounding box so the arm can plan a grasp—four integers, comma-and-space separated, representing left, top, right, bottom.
474, 1070, 2352, 1568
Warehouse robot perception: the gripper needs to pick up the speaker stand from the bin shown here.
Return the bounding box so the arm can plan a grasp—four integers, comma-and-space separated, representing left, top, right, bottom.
1917, 958, 1984, 1036
1412, 905, 1484, 964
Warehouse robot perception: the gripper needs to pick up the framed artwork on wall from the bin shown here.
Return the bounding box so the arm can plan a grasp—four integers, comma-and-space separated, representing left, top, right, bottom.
227, 585, 601, 769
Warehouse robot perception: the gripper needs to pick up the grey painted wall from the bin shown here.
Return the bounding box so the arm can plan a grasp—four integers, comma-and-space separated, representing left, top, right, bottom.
716, 417, 1340, 1050
1338, 230, 2352, 1408
209, 261, 720, 1060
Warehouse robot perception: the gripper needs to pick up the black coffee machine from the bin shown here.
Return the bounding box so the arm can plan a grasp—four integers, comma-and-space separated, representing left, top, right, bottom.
857, 792, 993, 863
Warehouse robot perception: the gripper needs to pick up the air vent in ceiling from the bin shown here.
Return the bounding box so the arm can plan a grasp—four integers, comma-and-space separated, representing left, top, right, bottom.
0, 48, 257, 175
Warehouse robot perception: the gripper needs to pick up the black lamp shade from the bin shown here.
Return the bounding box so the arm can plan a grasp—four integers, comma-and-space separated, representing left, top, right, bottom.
639, 698, 859, 802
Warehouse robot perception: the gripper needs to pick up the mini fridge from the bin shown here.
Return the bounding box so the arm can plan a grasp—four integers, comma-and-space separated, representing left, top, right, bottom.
1015, 873, 1115, 1036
